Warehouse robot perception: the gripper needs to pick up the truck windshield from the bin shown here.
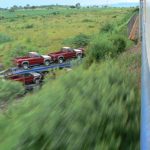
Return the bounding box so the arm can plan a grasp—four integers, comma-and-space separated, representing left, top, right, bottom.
61, 48, 73, 52
29, 53, 41, 58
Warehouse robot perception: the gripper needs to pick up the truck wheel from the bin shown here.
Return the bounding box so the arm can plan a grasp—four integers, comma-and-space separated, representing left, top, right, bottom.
45, 60, 50, 66
22, 62, 29, 69
77, 54, 82, 60
58, 58, 64, 64
34, 79, 40, 85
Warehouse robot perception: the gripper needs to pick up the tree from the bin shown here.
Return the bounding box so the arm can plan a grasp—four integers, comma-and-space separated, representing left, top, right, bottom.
24, 4, 30, 9
70, 5, 76, 8
9, 8, 15, 12
9, 5, 18, 12
12, 5, 18, 9
26, 4, 30, 7
76, 3, 81, 8
31, 6, 36, 9
18, 6, 23, 9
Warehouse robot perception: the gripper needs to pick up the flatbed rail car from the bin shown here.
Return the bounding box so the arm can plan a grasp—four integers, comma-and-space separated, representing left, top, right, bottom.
3, 62, 71, 75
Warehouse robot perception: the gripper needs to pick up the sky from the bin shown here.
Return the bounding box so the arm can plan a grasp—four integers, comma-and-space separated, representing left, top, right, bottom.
0, 0, 139, 8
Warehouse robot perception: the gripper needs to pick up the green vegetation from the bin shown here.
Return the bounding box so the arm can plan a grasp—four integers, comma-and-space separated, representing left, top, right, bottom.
86, 35, 114, 62
63, 33, 90, 47
0, 33, 12, 44
85, 32, 127, 64
0, 80, 24, 103
3, 44, 38, 66
0, 7, 140, 150
100, 23, 115, 33
0, 7, 135, 67
0, 51, 140, 150
111, 34, 126, 54
84, 8, 137, 65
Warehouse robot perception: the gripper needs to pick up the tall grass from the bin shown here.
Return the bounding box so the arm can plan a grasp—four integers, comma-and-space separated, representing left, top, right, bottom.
0, 58, 140, 150
0, 80, 24, 103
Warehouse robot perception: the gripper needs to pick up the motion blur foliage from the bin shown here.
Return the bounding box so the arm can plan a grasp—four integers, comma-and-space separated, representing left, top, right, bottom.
0, 61, 140, 150
0, 33, 12, 44
0, 80, 24, 103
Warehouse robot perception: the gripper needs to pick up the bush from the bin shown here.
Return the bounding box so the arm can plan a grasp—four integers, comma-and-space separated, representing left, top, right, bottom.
0, 80, 24, 103
87, 35, 114, 63
25, 38, 32, 43
72, 34, 90, 47
65, 14, 71, 17
70, 5, 76, 8
88, 25, 94, 28
9, 8, 15, 12
82, 19, 94, 22
132, 7, 139, 13
0, 33, 12, 44
86, 33, 127, 64
0, 16, 5, 20
9, 18, 15, 22
111, 35, 127, 54
24, 24, 34, 29
63, 34, 90, 48
100, 23, 114, 33
51, 11, 60, 15
0, 61, 140, 150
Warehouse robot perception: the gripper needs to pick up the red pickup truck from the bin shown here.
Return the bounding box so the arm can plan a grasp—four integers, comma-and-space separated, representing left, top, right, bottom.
14, 52, 52, 69
48, 47, 85, 63
5, 72, 42, 85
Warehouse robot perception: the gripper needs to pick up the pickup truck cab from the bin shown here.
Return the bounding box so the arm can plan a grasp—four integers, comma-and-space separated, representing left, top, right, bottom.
48, 47, 85, 63
14, 52, 52, 69
5, 72, 42, 85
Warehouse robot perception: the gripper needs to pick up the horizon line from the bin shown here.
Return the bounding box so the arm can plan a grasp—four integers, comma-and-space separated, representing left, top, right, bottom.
0, 2, 139, 9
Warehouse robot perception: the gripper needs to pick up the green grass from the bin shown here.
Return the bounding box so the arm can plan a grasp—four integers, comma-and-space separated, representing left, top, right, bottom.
0, 7, 135, 66
0, 7, 140, 149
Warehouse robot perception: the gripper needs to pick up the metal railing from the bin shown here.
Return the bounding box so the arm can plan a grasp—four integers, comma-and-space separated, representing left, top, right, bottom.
141, 0, 150, 149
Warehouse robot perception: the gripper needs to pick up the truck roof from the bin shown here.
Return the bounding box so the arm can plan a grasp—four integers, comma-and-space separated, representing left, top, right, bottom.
29, 52, 39, 55
62, 47, 71, 49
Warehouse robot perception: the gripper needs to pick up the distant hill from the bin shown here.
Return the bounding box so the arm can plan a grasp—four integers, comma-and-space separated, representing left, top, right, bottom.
110, 2, 139, 8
